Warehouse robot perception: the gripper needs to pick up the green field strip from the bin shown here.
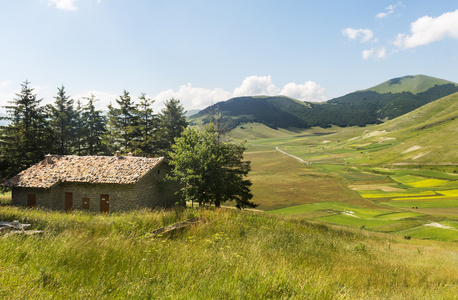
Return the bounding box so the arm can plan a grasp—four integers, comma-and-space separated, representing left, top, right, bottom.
269, 202, 388, 218
373, 212, 424, 220
396, 224, 458, 242
391, 175, 426, 184
316, 214, 391, 229
268, 203, 322, 215
381, 199, 458, 208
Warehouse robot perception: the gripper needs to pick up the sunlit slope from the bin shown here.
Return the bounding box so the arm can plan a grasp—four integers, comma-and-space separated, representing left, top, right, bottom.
345, 92, 458, 165
363, 74, 456, 94
231, 92, 457, 166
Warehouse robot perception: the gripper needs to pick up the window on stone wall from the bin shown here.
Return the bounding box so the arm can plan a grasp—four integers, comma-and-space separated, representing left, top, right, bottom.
82, 198, 90, 210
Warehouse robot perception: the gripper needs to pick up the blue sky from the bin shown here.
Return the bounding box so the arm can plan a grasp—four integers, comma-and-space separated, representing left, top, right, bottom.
1, 0, 457, 112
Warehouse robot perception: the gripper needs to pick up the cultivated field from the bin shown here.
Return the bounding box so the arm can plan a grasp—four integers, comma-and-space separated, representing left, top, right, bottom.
234, 121, 458, 242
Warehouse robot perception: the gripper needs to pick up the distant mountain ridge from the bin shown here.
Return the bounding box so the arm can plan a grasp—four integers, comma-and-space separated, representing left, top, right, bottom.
362, 75, 456, 94
191, 75, 458, 129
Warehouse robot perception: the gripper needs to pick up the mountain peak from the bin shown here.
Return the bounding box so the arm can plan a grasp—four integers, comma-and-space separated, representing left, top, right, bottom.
363, 75, 456, 94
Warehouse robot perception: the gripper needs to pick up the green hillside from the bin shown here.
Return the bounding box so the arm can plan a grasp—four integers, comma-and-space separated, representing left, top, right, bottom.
364, 74, 456, 94
191, 75, 458, 130
227, 92, 457, 243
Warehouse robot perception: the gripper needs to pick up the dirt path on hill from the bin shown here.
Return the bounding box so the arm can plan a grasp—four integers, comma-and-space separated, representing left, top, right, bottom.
275, 146, 308, 164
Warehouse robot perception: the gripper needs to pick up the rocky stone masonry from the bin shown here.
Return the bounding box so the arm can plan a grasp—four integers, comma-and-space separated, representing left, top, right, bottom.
3, 154, 181, 212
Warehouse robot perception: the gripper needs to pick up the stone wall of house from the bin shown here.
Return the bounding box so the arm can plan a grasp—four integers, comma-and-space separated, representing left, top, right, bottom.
132, 163, 182, 209
12, 162, 181, 212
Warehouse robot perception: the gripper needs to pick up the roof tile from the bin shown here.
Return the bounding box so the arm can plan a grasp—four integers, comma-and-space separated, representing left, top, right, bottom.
3, 155, 164, 188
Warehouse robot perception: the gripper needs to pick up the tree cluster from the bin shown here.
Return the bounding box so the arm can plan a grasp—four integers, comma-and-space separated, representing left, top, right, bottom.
0, 81, 188, 182
168, 124, 257, 209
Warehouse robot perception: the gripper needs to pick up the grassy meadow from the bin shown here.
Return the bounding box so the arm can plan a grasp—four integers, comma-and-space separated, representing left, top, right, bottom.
1, 206, 457, 299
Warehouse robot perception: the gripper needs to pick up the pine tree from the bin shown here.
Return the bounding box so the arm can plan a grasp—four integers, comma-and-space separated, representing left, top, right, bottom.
81, 94, 106, 155
102, 90, 139, 153
47, 85, 77, 154
73, 100, 85, 155
0, 80, 51, 180
135, 93, 157, 156
157, 98, 188, 157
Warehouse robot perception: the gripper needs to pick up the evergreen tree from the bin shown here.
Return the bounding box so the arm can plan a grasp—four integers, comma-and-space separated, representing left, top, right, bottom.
169, 124, 256, 209
157, 98, 188, 157
47, 85, 77, 154
81, 94, 106, 155
102, 90, 139, 153
135, 93, 157, 156
0, 80, 51, 180
73, 100, 85, 155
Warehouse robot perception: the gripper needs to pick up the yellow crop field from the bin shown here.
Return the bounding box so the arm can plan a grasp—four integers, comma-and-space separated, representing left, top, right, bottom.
438, 189, 458, 197
409, 179, 449, 188
393, 196, 446, 201
359, 190, 436, 198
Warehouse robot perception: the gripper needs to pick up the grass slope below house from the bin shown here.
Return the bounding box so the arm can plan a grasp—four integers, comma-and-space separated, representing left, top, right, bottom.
0, 206, 457, 299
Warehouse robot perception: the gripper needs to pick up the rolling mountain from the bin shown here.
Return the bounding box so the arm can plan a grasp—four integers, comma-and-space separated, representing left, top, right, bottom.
362, 74, 455, 94
191, 75, 458, 130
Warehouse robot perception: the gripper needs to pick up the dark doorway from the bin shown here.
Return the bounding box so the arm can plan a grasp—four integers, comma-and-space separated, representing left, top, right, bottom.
82, 198, 90, 210
27, 194, 36, 208
65, 192, 73, 212
100, 195, 109, 213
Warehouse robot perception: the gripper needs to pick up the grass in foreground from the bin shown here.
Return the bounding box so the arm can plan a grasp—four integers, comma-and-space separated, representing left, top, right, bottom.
0, 206, 457, 299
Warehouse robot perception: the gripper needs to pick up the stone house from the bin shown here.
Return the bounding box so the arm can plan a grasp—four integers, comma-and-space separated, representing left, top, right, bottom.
2, 152, 181, 213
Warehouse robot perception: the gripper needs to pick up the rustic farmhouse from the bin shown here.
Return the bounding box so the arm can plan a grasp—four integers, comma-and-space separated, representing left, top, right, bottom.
2, 152, 181, 213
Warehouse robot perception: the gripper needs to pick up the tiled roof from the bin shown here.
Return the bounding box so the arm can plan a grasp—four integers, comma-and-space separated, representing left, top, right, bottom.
3, 155, 164, 189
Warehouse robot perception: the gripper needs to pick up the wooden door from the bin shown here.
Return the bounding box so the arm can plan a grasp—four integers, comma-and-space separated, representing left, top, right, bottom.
100, 195, 109, 213
82, 198, 90, 210
27, 194, 36, 208
65, 192, 73, 212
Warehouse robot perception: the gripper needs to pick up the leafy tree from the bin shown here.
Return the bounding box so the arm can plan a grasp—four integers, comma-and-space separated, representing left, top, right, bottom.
81, 94, 106, 155
169, 124, 256, 209
47, 85, 77, 154
157, 98, 188, 157
135, 93, 157, 156
0, 80, 51, 181
102, 90, 139, 153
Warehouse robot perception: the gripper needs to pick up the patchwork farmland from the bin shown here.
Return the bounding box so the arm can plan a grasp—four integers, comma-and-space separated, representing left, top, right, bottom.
234, 117, 458, 242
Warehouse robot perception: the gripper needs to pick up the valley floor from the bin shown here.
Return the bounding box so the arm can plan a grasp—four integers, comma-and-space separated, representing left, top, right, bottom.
233, 123, 458, 242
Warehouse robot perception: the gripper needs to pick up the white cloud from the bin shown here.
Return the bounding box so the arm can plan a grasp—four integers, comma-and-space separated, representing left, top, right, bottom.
362, 47, 387, 60
0, 80, 14, 90
342, 28, 375, 43
376, 3, 401, 19
394, 9, 458, 49
154, 83, 232, 111
280, 81, 326, 102
362, 49, 374, 60
48, 0, 78, 11
233, 75, 279, 97
144, 76, 327, 111
377, 47, 387, 58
